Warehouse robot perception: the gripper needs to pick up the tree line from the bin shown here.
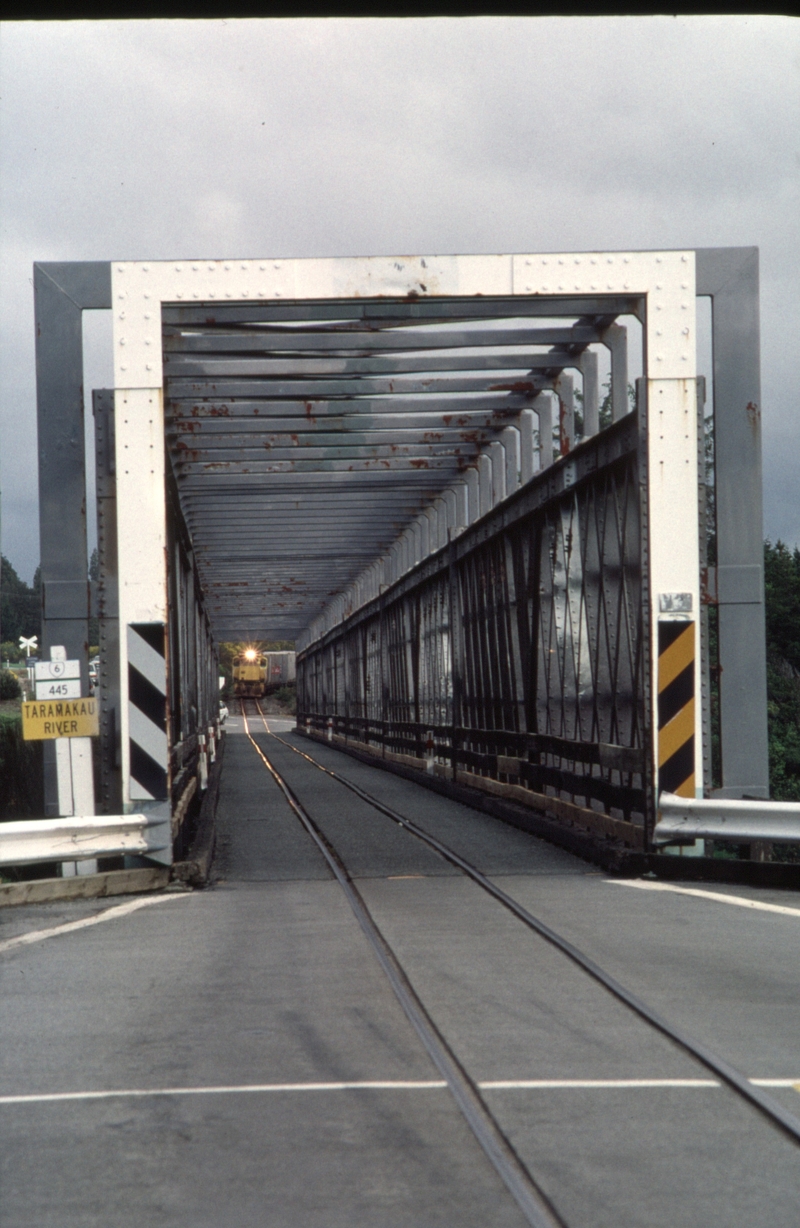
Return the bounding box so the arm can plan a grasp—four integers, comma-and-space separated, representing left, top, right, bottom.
0, 556, 41, 659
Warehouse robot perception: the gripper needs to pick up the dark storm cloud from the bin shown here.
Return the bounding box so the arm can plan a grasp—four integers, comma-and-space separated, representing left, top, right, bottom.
1, 15, 798, 579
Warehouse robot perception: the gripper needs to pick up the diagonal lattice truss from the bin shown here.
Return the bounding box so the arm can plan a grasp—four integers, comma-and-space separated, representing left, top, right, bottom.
161, 296, 635, 641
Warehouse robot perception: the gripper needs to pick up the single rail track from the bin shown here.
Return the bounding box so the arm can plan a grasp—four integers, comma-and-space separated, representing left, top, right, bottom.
239, 698, 800, 1223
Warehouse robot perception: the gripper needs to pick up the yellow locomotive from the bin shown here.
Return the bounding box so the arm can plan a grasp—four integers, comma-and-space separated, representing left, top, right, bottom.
232, 649, 268, 698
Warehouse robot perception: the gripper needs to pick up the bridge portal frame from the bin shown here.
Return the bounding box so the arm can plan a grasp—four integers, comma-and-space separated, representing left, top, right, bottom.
33, 248, 767, 844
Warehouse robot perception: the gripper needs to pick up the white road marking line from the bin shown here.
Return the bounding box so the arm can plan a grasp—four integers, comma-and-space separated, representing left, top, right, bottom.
0, 1081, 449, 1104
3, 1078, 799, 1105
750, 1079, 800, 1088
607, 879, 800, 917
481, 1079, 719, 1089
0, 893, 191, 955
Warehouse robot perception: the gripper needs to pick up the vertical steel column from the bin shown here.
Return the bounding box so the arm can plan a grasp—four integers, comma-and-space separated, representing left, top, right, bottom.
696, 248, 769, 798
34, 262, 112, 815
93, 389, 122, 814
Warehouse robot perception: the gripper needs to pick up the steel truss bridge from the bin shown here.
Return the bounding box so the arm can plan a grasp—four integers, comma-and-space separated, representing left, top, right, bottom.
30, 248, 779, 866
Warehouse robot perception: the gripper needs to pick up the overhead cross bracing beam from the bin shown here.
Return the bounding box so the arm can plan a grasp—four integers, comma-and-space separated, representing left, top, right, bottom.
161, 298, 633, 643
160, 304, 634, 653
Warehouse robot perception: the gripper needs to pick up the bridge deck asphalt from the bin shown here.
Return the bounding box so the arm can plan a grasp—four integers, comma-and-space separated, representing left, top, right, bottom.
1, 716, 798, 1227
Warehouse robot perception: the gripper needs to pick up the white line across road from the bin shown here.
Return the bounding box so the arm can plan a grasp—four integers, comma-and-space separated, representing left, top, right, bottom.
2, 1078, 799, 1105
0, 892, 191, 955
607, 879, 800, 917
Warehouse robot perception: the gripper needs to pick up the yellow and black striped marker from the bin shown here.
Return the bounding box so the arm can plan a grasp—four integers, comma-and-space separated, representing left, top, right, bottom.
657, 620, 695, 798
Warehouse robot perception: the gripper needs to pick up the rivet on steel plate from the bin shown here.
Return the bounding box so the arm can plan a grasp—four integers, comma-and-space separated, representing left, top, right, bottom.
681, 282, 688, 289
259, 264, 266, 270
142, 265, 149, 272
175, 266, 182, 272
192, 265, 199, 271
119, 338, 125, 346
623, 257, 630, 263
656, 257, 662, 263
607, 257, 614, 263
656, 283, 662, 290
557, 284, 563, 291
120, 364, 127, 371
541, 284, 548, 291
542, 258, 548, 265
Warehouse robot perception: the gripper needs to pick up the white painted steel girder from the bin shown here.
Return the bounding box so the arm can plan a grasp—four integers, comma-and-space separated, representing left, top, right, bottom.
109, 249, 696, 808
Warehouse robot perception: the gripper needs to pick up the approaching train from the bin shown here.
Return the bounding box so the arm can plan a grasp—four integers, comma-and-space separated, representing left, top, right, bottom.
232, 649, 296, 698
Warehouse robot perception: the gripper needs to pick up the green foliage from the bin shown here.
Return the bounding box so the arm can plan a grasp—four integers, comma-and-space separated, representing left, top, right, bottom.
764, 540, 800, 801
0, 713, 44, 819
272, 685, 297, 714
0, 670, 22, 700
574, 378, 636, 438
1, 641, 24, 664
0, 556, 40, 647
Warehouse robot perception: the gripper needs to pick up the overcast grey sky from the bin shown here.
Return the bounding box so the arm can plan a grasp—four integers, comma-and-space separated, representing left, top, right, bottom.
1, 15, 798, 583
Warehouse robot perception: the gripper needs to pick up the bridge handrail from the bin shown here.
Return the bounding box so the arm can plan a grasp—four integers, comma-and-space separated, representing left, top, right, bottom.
0, 813, 170, 866
655, 794, 800, 844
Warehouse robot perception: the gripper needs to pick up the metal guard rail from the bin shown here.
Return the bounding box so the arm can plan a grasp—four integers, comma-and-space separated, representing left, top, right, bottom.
0, 813, 170, 866
655, 794, 800, 844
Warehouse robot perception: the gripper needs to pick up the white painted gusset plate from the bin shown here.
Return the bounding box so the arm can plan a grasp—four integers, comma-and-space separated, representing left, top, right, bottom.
513, 250, 696, 380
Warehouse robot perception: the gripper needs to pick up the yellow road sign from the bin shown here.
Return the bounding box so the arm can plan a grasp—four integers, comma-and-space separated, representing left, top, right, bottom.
22, 698, 99, 741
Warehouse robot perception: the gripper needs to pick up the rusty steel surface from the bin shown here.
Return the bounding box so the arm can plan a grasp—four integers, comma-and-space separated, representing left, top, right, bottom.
297, 413, 653, 843
162, 298, 636, 641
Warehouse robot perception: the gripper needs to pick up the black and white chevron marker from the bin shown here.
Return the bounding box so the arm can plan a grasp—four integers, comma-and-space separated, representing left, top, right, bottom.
127, 622, 168, 801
